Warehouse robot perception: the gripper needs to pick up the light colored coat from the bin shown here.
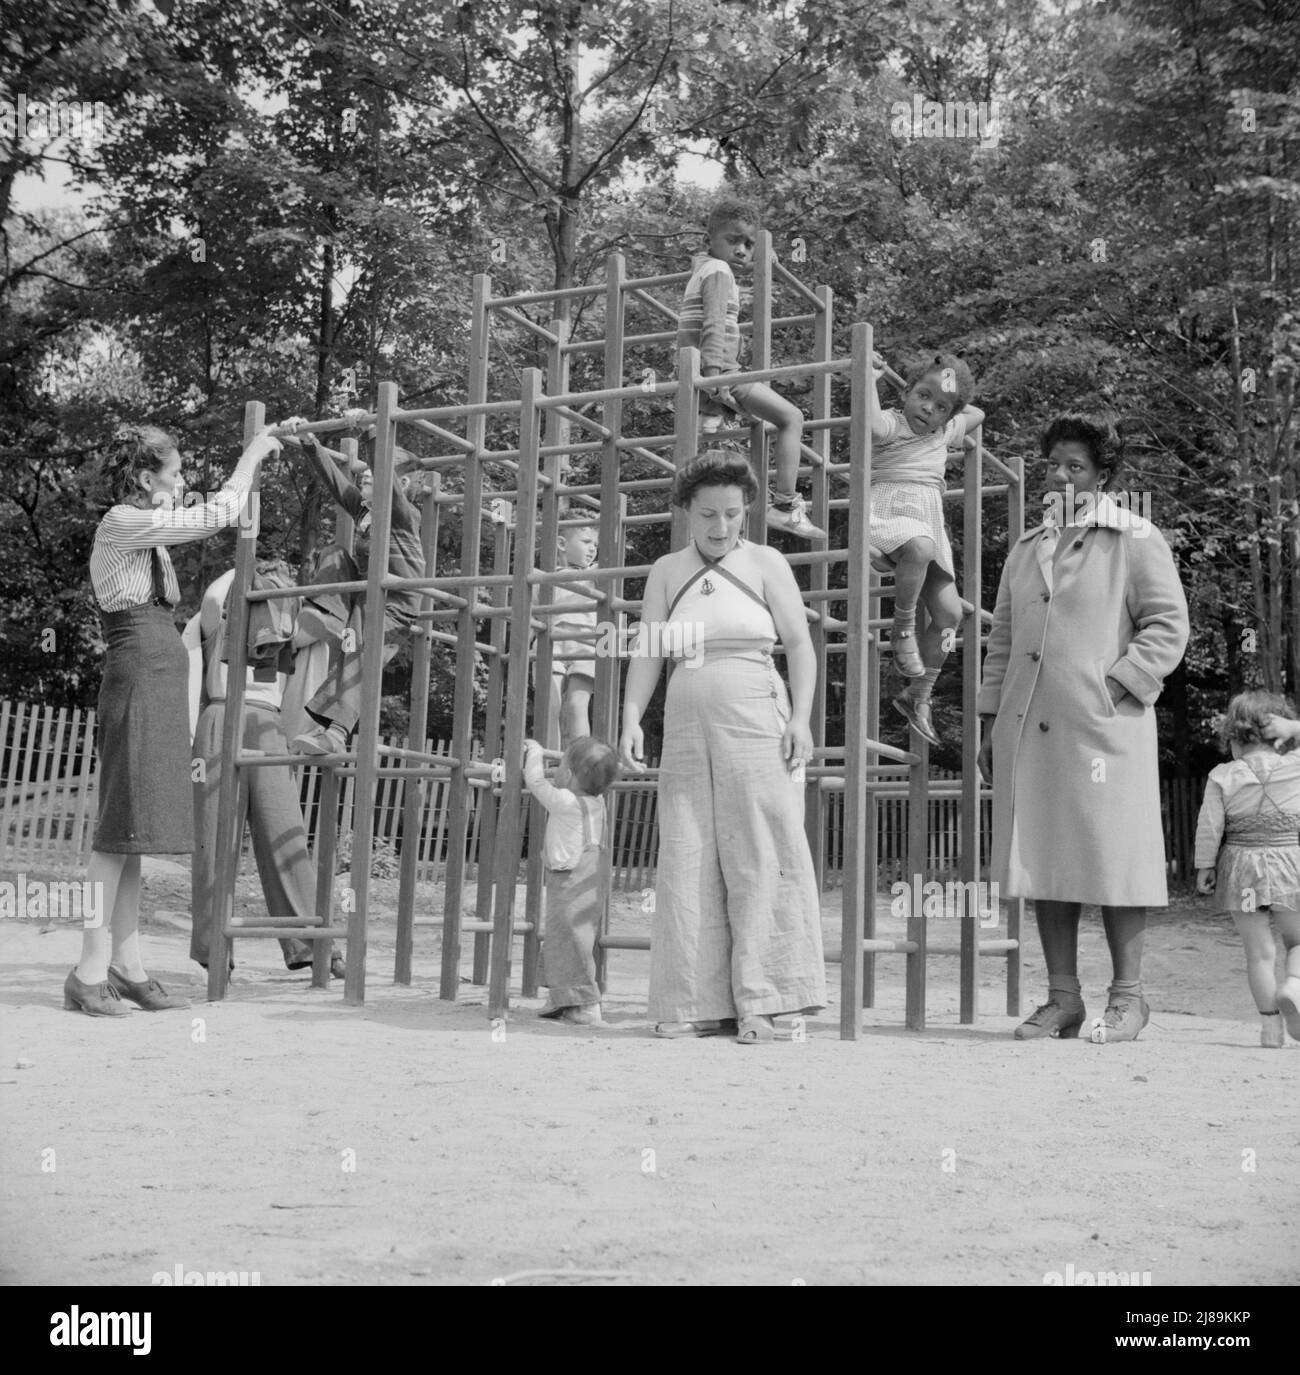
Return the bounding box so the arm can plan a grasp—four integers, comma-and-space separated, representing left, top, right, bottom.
977, 494, 1189, 905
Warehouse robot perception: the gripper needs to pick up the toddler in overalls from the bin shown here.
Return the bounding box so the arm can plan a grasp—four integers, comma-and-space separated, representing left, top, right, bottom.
523, 736, 620, 1026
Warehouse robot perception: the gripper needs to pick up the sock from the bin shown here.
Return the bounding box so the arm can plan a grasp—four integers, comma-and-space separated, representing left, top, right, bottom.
770, 489, 795, 510
909, 667, 941, 705
893, 606, 917, 637
1047, 974, 1082, 999
1109, 978, 1143, 1000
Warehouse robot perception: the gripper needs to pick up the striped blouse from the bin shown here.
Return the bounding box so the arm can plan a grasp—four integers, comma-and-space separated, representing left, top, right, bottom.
90, 452, 260, 612
676, 255, 742, 373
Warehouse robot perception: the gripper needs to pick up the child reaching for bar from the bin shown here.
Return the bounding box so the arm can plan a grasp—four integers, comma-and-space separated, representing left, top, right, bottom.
1195, 692, 1300, 1047
677, 195, 825, 542
291, 432, 426, 754
523, 736, 619, 1026
868, 351, 984, 746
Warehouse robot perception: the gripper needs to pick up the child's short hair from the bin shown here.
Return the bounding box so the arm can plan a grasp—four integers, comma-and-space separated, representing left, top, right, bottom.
706, 195, 761, 235
100, 423, 177, 506
1217, 691, 1298, 754
1040, 413, 1125, 491
905, 353, 975, 414
672, 449, 759, 508
565, 737, 619, 796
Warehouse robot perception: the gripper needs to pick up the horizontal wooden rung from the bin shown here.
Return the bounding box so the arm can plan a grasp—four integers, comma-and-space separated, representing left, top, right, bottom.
459, 921, 535, 934
925, 939, 1020, 956
221, 926, 350, 939
597, 935, 650, 950
229, 916, 327, 928
860, 939, 919, 954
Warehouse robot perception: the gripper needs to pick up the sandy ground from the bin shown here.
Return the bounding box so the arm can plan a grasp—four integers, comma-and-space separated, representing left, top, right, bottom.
2, 858, 1298, 1288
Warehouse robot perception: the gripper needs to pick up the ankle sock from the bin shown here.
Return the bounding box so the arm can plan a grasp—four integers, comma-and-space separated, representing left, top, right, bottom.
893, 606, 917, 637
1109, 978, 1143, 1001
770, 490, 796, 510
1047, 974, 1082, 1000
909, 667, 941, 704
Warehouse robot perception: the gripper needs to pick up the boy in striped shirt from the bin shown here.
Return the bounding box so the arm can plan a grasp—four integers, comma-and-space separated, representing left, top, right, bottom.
677, 196, 824, 541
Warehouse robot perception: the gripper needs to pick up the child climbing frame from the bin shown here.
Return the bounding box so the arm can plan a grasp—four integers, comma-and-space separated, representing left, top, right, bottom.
206, 232, 1026, 1038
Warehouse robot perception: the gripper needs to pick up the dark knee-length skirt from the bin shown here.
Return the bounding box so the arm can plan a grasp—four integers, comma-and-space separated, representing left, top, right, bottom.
93, 605, 195, 854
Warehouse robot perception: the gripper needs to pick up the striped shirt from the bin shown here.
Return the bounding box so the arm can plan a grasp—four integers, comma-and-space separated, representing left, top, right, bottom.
90, 453, 260, 612
676, 255, 742, 373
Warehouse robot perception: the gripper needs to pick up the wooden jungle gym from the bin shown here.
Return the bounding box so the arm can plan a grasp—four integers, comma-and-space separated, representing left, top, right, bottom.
205, 233, 1028, 1039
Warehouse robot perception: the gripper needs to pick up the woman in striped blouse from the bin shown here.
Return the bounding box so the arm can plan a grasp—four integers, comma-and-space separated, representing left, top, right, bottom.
67, 423, 281, 1016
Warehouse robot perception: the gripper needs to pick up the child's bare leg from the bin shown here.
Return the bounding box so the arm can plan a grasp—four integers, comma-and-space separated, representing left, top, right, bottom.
889, 537, 934, 676
560, 675, 594, 750
1272, 909, 1300, 1038
545, 674, 563, 750
907, 572, 963, 704
1232, 912, 1277, 1009
735, 383, 803, 496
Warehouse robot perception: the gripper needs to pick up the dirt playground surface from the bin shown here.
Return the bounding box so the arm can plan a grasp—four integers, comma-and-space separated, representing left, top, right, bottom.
2, 859, 1298, 1287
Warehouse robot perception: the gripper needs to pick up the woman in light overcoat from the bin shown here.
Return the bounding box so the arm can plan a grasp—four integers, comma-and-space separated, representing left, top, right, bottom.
977, 415, 1189, 1042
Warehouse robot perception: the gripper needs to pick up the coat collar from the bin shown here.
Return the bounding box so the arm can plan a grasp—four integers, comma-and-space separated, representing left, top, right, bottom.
1017, 490, 1153, 544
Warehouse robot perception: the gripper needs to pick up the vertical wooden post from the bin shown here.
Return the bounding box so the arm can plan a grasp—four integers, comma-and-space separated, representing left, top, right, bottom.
593, 254, 628, 989
748, 230, 774, 543
673, 344, 700, 550
207, 400, 263, 1001
1006, 452, 1026, 1015
806, 283, 832, 888
440, 274, 491, 1000
472, 510, 512, 984
342, 380, 399, 1005
905, 734, 929, 1030
395, 471, 440, 984
960, 425, 984, 1023
839, 323, 873, 1039
488, 368, 544, 1020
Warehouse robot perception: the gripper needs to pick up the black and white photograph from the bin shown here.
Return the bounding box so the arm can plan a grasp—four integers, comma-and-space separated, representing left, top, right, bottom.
1, 0, 1297, 1320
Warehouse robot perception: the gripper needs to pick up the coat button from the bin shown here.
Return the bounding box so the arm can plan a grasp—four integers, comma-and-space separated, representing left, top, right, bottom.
1041, 592, 1050, 602
1072, 538, 1084, 549
1039, 721, 1049, 732
1030, 651, 1040, 661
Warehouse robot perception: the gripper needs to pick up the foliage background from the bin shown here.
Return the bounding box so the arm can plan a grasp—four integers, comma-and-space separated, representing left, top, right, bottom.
2, 0, 1295, 779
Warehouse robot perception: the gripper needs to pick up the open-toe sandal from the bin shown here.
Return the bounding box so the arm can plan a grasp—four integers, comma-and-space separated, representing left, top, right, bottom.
736, 1014, 776, 1045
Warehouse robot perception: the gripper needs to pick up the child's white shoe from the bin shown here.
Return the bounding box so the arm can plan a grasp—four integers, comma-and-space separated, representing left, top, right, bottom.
1260, 1012, 1285, 1049
766, 495, 826, 541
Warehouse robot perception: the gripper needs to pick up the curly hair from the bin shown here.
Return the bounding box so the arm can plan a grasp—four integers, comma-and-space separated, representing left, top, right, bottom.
1217, 691, 1298, 755
1040, 413, 1125, 491
99, 424, 178, 507
705, 194, 761, 235
904, 353, 975, 414
671, 449, 759, 509
564, 737, 619, 797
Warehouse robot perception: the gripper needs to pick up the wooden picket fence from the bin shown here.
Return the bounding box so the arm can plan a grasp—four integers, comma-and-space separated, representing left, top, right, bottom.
2, 697, 1210, 886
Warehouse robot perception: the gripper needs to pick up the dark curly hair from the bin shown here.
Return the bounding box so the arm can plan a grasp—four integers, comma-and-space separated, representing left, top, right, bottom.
671, 449, 759, 509
904, 353, 975, 414
705, 194, 761, 235
99, 424, 178, 507
565, 737, 619, 797
1217, 691, 1298, 755
1041, 413, 1125, 491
